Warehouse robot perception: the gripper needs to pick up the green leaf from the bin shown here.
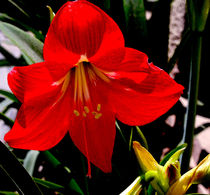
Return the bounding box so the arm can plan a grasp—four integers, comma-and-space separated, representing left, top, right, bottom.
46, 6, 55, 23
33, 178, 64, 190
0, 99, 13, 112
0, 59, 10, 67
0, 45, 20, 65
0, 13, 14, 21
41, 151, 84, 195
68, 179, 84, 195
7, 0, 30, 18
0, 141, 43, 195
23, 150, 40, 176
0, 22, 43, 64
1, 102, 19, 114
0, 13, 45, 41
115, 121, 127, 144
123, 0, 147, 46
41, 151, 61, 168
0, 112, 14, 127
187, 0, 210, 32
0, 89, 19, 103
135, 126, 148, 150
129, 127, 133, 151
0, 191, 18, 195
160, 143, 187, 166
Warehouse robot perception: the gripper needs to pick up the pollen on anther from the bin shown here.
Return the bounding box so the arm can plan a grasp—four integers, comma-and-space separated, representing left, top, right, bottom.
97, 104, 101, 112
92, 111, 97, 115
73, 110, 80, 116
84, 106, 89, 113
95, 113, 102, 119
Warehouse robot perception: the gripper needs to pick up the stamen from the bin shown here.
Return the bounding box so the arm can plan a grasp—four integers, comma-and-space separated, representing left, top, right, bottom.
77, 64, 83, 102
97, 104, 101, 112
74, 68, 78, 102
92, 111, 97, 115
95, 113, 102, 119
52, 72, 71, 107
61, 72, 71, 93
73, 109, 80, 116
84, 106, 90, 113
52, 76, 65, 86
92, 65, 110, 83
87, 68, 96, 81
80, 63, 90, 101
74, 60, 91, 103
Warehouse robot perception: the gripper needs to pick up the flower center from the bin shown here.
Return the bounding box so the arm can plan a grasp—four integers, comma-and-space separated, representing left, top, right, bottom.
71, 55, 109, 119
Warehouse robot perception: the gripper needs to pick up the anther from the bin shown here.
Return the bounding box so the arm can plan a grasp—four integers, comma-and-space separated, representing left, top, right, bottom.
95, 113, 102, 119
84, 106, 90, 113
97, 104, 101, 112
73, 110, 80, 116
92, 111, 97, 115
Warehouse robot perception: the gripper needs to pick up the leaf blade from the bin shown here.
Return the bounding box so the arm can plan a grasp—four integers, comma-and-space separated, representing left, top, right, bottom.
0, 22, 43, 64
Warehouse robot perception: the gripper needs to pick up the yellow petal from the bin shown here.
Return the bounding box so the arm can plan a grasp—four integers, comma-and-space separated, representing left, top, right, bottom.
163, 146, 186, 172
162, 147, 185, 186
165, 161, 181, 185
193, 154, 210, 184
133, 141, 160, 172
120, 176, 142, 195
166, 154, 210, 195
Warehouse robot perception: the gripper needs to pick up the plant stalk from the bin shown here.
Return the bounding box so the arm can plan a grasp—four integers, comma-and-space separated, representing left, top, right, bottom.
180, 33, 202, 173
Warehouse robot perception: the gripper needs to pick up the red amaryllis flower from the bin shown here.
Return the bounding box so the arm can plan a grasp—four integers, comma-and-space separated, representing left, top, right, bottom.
5, 0, 183, 175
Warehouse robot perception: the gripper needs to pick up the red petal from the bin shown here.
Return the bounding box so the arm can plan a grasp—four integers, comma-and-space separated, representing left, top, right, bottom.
4, 84, 72, 150
69, 79, 115, 173
105, 50, 184, 126
8, 62, 72, 103
100, 48, 150, 77
44, 1, 124, 65
44, 6, 80, 65
8, 62, 54, 102
89, 1, 125, 69
113, 48, 149, 71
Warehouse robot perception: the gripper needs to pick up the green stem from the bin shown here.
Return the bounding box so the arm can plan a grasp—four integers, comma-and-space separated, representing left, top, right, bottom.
180, 33, 202, 173
0, 141, 43, 195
